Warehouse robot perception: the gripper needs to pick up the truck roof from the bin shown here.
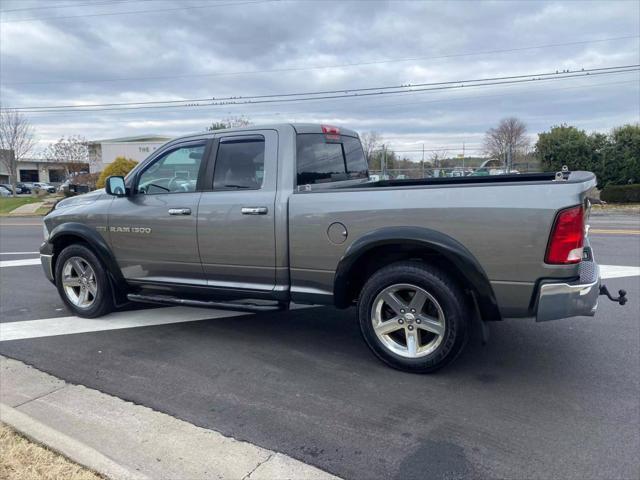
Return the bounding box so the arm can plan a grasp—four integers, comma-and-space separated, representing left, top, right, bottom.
169, 123, 360, 144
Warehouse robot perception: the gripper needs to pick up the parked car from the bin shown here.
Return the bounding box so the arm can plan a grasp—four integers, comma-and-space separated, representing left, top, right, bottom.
16, 182, 33, 194
58, 179, 71, 192
40, 123, 627, 373
33, 182, 56, 193
0, 185, 11, 196
0, 183, 21, 194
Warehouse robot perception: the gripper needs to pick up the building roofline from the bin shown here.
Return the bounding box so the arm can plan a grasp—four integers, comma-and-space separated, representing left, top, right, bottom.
86, 134, 174, 145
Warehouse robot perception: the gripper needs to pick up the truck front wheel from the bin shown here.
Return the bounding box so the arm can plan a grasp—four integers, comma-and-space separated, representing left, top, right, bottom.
357, 261, 470, 373
55, 244, 115, 318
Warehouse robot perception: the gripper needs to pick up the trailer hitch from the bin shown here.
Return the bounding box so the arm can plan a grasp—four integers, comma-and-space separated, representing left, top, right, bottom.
599, 285, 628, 305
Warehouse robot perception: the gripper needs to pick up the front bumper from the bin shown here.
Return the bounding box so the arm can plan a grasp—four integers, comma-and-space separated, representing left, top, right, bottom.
40, 241, 54, 283
536, 247, 600, 322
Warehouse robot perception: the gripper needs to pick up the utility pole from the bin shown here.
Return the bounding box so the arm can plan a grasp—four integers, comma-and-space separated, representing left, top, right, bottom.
421, 144, 425, 178
507, 142, 513, 173
462, 142, 465, 170
382, 144, 387, 178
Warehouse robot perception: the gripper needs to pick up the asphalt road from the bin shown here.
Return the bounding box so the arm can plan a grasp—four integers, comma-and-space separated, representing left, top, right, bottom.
1, 214, 638, 479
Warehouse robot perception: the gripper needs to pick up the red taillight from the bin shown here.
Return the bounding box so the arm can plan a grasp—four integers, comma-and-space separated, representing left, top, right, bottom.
545, 205, 585, 264
321, 125, 340, 140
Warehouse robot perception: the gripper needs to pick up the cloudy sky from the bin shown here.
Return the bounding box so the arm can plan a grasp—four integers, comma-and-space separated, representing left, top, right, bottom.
1, 0, 639, 159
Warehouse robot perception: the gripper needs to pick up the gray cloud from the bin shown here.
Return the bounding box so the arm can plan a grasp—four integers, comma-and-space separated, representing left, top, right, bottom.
1, 0, 638, 157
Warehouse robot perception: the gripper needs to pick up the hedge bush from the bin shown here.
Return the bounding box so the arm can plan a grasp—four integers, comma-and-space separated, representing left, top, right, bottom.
96, 157, 138, 189
600, 184, 640, 203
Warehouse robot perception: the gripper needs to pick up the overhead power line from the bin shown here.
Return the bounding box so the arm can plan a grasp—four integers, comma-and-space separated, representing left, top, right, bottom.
0, 0, 278, 23
18, 78, 638, 118
3, 35, 637, 86
4, 65, 637, 113
0, 0, 153, 13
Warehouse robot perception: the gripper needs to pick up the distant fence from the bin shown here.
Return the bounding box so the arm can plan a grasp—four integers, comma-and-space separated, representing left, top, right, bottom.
369, 163, 542, 179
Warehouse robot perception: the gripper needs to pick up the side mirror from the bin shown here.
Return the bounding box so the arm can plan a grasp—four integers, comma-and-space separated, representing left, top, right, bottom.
105, 176, 127, 196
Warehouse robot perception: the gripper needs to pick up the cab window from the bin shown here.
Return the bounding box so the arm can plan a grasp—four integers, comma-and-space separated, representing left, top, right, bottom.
213, 137, 265, 190
137, 144, 205, 194
296, 134, 368, 186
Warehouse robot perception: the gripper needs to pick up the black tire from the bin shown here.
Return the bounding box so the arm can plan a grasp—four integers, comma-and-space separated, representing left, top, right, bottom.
55, 244, 114, 318
357, 261, 470, 373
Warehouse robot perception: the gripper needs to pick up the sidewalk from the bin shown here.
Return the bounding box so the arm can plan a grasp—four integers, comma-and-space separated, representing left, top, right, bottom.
7, 201, 45, 216
0, 356, 339, 480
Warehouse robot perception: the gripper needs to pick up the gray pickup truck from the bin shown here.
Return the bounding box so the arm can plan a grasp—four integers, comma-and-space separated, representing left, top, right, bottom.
40, 123, 626, 372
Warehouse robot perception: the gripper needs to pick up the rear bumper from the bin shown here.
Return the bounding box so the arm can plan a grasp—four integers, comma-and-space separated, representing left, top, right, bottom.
535, 248, 600, 322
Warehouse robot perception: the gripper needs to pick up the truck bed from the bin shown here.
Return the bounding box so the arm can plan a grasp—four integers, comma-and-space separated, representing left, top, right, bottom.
351, 172, 557, 188
289, 170, 597, 317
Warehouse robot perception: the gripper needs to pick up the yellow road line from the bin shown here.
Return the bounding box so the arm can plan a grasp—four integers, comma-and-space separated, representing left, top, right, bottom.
590, 229, 640, 235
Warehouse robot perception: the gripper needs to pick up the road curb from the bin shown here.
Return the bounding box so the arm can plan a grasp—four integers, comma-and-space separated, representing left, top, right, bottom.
0, 402, 148, 480
0, 356, 340, 480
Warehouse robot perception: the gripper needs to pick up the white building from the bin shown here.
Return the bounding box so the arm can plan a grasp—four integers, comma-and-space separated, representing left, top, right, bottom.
87, 135, 173, 173
17, 158, 83, 184
1, 149, 88, 186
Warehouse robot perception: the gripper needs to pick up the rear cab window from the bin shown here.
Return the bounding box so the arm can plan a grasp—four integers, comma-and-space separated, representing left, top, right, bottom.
296, 128, 368, 188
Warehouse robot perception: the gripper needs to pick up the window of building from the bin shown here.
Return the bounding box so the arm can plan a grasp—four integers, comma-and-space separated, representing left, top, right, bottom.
48, 169, 66, 183
19, 170, 39, 182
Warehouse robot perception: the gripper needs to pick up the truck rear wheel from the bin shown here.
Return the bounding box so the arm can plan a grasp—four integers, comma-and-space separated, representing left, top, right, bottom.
55, 244, 114, 318
357, 261, 470, 373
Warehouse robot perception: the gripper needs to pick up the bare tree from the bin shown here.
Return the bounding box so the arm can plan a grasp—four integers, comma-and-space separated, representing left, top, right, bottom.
0, 109, 36, 196
360, 131, 382, 163
429, 150, 449, 167
483, 117, 530, 171
43, 135, 91, 176
207, 116, 253, 131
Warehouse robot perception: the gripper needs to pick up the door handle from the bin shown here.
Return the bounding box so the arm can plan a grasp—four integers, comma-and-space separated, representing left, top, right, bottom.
168, 208, 191, 215
241, 207, 268, 215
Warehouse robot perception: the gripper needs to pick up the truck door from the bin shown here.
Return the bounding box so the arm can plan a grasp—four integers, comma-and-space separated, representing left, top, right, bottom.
108, 140, 209, 285
197, 130, 277, 291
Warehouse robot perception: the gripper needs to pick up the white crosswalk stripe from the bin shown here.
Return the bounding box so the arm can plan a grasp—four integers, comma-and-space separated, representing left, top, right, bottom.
0, 252, 39, 255
0, 306, 249, 342
0, 258, 41, 267
599, 264, 640, 280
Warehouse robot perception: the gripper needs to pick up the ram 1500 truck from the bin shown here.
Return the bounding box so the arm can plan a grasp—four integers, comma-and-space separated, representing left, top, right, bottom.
40, 124, 626, 372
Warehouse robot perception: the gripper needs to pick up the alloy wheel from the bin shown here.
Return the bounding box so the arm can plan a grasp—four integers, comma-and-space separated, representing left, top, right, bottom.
61, 256, 98, 309
371, 283, 446, 358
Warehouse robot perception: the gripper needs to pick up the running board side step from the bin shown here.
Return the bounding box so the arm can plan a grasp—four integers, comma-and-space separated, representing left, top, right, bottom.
127, 293, 289, 312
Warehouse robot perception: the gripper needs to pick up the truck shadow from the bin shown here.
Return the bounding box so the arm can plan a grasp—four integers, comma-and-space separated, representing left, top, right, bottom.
186, 304, 613, 386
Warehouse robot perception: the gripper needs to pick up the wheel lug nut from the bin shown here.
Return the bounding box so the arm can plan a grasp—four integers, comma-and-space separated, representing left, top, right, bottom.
400, 309, 405, 314
408, 325, 414, 331
410, 309, 416, 313
398, 319, 404, 324
416, 318, 421, 324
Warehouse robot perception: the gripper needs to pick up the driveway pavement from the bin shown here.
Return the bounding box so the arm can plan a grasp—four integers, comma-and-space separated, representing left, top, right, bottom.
0, 214, 638, 479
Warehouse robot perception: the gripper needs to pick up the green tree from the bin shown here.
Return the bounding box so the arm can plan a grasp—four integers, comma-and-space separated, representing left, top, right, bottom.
536, 123, 639, 187
96, 157, 138, 188
602, 124, 640, 186
535, 124, 599, 172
